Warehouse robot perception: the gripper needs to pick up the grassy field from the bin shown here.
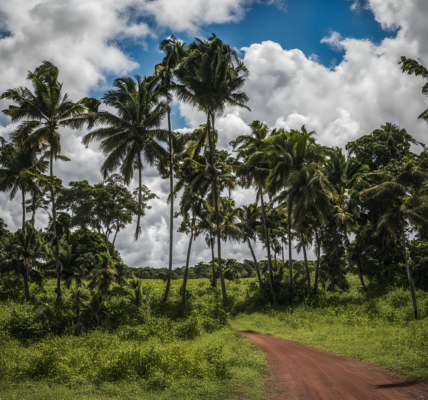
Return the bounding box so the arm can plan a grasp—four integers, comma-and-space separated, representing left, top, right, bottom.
1, 276, 428, 399
0, 279, 267, 400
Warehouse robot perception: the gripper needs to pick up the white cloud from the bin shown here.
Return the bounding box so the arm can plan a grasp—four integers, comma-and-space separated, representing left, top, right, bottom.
321, 31, 344, 52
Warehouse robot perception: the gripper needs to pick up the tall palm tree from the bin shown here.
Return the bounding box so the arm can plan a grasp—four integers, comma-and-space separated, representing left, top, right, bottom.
265, 126, 327, 289
175, 34, 250, 307
150, 36, 187, 302
82, 75, 169, 242
361, 158, 428, 319
1, 62, 89, 299
232, 121, 275, 298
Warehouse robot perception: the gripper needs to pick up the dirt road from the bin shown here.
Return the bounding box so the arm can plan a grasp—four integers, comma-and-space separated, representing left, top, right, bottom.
239, 331, 428, 400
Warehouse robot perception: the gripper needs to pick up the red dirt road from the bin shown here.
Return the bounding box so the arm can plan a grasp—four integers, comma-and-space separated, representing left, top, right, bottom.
239, 331, 428, 400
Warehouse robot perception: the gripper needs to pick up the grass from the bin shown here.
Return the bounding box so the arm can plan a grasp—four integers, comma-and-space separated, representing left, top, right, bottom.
0, 278, 268, 400
1, 275, 428, 399
231, 276, 428, 382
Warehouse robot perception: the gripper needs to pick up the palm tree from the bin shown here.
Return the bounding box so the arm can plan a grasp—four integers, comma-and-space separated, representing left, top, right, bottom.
400, 57, 428, 122
150, 36, 187, 303
176, 34, 250, 307
88, 252, 122, 294
239, 203, 263, 291
361, 157, 428, 319
82, 75, 169, 241
232, 121, 275, 298
1, 61, 90, 300
0, 145, 47, 230
265, 126, 327, 289
0, 226, 47, 301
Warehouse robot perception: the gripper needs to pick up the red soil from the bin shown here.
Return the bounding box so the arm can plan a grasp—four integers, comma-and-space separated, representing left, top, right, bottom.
239, 331, 428, 400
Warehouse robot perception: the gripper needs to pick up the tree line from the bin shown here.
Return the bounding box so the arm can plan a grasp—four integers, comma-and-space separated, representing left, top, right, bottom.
1, 35, 428, 319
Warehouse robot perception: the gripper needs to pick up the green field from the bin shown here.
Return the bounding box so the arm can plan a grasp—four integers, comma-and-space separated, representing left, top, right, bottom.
1, 277, 427, 399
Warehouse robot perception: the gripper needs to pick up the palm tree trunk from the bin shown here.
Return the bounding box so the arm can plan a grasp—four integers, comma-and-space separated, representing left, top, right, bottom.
21, 188, 25, 230
282, 239, 285, 262
23, 266, 30, 301
210, 234, 217, 287
288, 205, 293, 288
314, 230, 321, 295
259, 189, 275, 299
136, 153, 143, 240
164, 111, 174, 302
206, 112, 227, 307
401, 224, 417, 319
357, 260, 367, 291
50, 150, 61, 300
112, 228, 119, 246
301, 234, 311, 291
248, 238, 263, 292
182, 230, 193, 306
31, 197, 36, 227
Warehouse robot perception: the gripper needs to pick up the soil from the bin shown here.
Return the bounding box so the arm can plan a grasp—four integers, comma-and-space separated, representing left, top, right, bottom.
239, 331, 428, 400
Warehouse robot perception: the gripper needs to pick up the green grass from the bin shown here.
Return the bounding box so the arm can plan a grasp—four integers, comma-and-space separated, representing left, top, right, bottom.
231, 276, 428, 382
0, 278, 268, 400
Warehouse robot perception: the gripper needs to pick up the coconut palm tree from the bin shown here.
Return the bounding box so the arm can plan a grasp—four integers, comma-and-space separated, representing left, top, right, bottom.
265, 126, 327, 289
1, 61, 91, 300
0, 145, 47, 230
87, 252, 122, 294
149, 36, 188, 303
175, 34, 250, 307
232, 121, 275, 297
82, 75, 169, 241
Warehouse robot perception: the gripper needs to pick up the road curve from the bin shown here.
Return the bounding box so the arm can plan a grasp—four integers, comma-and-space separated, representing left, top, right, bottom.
239, 331, 428, 400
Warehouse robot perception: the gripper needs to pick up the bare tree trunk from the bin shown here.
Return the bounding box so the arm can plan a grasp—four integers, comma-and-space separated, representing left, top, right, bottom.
248, 238, 263, 292
301, 234, 310, 291
23, 266, 30, 301
260, 190, 275, 301
282, 239, 285, 262
210, 234, 217, 287
182, 230, 193, 306
50, 150, 61, 301
288, 205, 293, 288
112, 228, 119, 246
206, 113, 227, 307
313, 230, 321, 295
401, 225, 417, 319
357, 260, 367, 291
164, 111, 174, 302
21, 188, 26, 230
31, 197, 36, 228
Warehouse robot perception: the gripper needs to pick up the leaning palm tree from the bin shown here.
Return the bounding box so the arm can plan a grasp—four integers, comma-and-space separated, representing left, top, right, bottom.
82, 75, 169, 241
1, 61, 90, 300
175, 34, 250, 307
149, 36, 187, 302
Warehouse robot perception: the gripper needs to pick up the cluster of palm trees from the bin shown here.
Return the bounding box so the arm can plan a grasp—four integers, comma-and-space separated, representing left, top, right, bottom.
1, 35, 428, 320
